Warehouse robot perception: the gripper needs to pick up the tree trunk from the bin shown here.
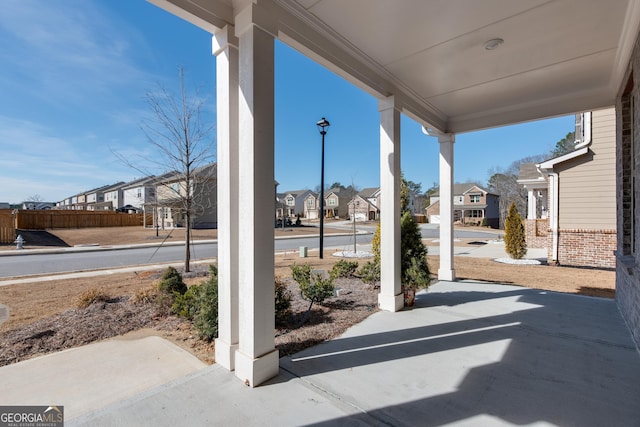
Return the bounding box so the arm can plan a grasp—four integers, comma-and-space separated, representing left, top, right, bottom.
185, 211, 191, 272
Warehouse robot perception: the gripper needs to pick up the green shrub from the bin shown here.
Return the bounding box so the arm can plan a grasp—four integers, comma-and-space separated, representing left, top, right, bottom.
274, 276, 292, 325
358, 260, 380, 285
504, 202, 527, 259
158, 266, 187, 295
330, 259, 359, 279
172, 285, 201, 320
371, 222, 381, 259
290, 263, 312, 287
400, 210, 430, 290
290, 263, 335, 319
171, 265, 218, 341
193, 265, 218, 341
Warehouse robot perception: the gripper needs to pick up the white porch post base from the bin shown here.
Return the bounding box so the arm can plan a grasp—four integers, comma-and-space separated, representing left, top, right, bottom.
234, 349, 280, 388
438, 268, 456, 282
214, 340, 239, 371
378, 292, 404, 312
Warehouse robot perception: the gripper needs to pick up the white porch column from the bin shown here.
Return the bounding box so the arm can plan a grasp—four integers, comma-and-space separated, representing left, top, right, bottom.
378, 96, 403, 311
233, 4, 279, 387
213, 26, 240, 372
438, 133, 456, 281
527, 189, 537, 219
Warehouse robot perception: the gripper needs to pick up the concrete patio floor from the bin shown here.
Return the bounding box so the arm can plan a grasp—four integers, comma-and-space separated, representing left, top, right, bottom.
9, 280, 627, 426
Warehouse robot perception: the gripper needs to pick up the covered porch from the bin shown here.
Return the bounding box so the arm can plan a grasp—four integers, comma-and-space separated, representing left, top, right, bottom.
149, 0, 640, 386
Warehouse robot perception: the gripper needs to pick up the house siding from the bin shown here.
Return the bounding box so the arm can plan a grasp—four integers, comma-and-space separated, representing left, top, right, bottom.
616, 35, 640, 350
557, 108, 616, 230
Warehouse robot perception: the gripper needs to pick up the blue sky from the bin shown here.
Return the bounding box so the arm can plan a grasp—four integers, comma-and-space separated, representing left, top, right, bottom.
0, 0, 574, 204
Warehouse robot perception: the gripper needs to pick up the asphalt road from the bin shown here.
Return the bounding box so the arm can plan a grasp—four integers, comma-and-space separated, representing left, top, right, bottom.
0, 225, 499, 278
0, 234, 373, 278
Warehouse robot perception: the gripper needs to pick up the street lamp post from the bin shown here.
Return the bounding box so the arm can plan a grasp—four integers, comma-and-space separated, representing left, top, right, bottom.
317, 117, 330, 259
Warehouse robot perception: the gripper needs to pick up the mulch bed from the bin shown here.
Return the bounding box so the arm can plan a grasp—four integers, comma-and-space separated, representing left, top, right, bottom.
0, 273, 380, 366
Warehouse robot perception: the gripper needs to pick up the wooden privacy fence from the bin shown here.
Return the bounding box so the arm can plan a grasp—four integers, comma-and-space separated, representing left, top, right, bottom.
0, 210, 15, 244
14, 210, 152, 230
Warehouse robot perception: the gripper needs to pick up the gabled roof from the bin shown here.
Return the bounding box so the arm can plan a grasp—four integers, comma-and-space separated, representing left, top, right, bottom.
348, 194, 380, 211
121, 176, 157, 190
359, 187, 380, 198
432, 182, 492, 197
537, 147, 590, 171
283, 189, 313, 197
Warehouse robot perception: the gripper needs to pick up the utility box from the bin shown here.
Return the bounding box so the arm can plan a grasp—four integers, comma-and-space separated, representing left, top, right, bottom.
299, 246, 307, 258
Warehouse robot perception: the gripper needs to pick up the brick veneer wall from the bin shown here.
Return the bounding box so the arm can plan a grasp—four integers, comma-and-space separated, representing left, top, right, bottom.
618, 269, 640, 347
615, 33, 640, 349
524, 219, 548, 249
556, 229, 617, 269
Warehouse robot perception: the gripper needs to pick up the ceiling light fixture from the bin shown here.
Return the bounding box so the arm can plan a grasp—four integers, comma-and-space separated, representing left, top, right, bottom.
484, 38, 504, 51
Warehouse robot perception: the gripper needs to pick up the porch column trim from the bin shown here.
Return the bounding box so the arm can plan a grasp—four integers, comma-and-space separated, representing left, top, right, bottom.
438, 133, 456, 281
213, 25, 240, 372
527, 189, 537, 219
378, 95, 404, 311
233, 4, 279, 387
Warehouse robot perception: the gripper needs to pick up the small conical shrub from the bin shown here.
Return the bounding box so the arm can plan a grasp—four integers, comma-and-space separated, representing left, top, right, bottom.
400, 211, 430, 289
504, 202, 527, 259
158, 266, 187, 295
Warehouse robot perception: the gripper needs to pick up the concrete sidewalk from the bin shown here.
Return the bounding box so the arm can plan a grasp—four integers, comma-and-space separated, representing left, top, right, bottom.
2, 281, 638, 426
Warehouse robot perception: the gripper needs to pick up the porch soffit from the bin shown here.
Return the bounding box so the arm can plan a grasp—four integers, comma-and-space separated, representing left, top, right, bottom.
151, 0, 640, 134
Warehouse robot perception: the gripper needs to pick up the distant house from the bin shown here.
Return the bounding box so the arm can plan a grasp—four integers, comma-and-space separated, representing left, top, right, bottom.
517, 108, 616, 269
302, 192, 319, 219
426, 183, 499, 228
86, 182, 125, 211
278, 190, 314, 219
323, 187, 353, 219
347, 187, 380, 221
123, 176, 161, 212
154, 163, 217, 229
21, 201, 54, 210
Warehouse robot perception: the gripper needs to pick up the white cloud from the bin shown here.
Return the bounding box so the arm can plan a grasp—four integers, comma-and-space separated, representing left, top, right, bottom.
0, 115, 135, 203
0, 0, 156, 106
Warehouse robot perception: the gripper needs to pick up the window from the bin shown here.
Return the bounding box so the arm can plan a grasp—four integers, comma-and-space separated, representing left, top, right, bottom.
307, 199, 314, 207
468, 210, 483, 218
137, 188, 142, 198
287, 197, 294, 206
328, 198, 336, 205
469, 194, 481, 203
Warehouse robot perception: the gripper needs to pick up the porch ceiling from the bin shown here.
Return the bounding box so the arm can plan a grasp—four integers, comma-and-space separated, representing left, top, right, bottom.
151, 0, 640, 133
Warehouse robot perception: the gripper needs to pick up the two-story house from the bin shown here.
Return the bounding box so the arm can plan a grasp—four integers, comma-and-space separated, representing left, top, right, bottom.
517, 108, 616, 269
302, 192, 319, 219
277, 190, 314, 219
426, 183, 500, 228
86, 182, 125, 211
154, 163, 217, 229
323, 187, 353, 219
347, 187, 380, 221
122, 175, 162, 212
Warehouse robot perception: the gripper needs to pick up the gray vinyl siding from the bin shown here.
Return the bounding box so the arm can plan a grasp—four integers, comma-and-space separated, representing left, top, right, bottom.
558, 108, 616, 229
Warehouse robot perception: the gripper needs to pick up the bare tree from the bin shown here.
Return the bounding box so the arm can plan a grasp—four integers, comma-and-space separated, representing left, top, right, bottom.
487, 154, 546, 228
114, 67, 215, 272
26, 194, 44, 202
